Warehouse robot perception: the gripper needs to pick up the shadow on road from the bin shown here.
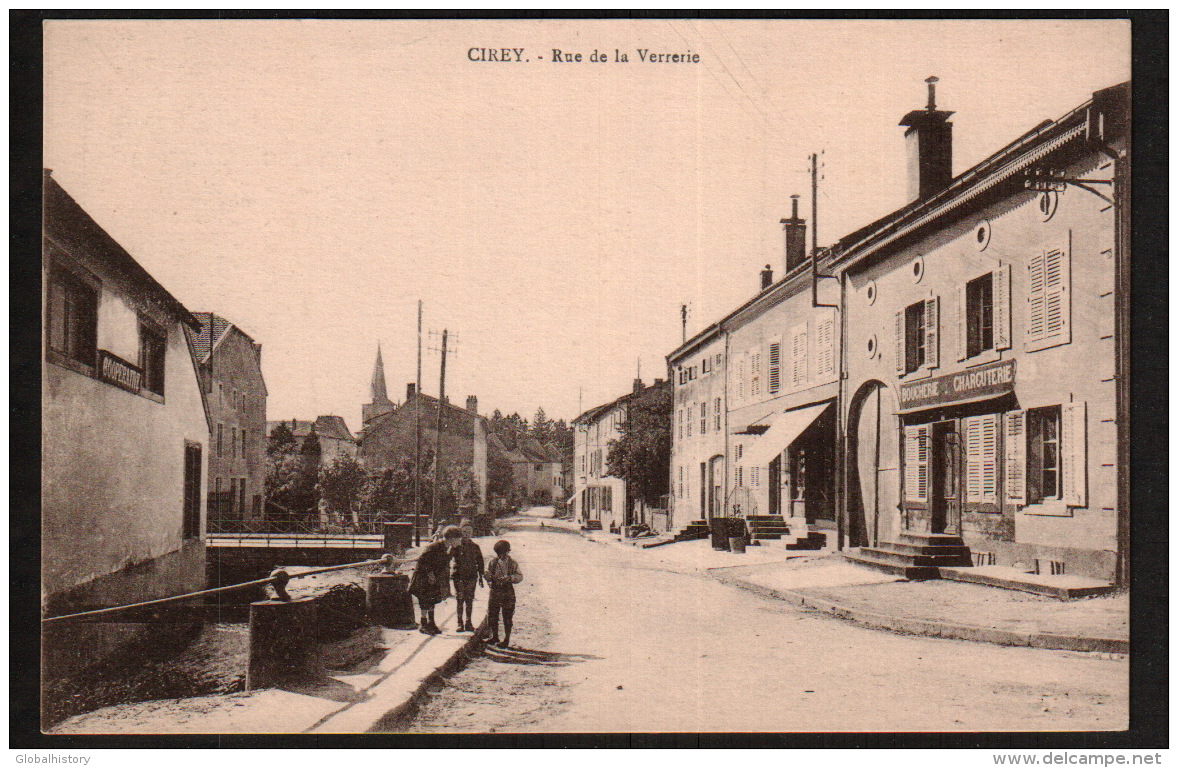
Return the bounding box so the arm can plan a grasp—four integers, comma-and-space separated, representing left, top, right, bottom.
479, 645, 600, 667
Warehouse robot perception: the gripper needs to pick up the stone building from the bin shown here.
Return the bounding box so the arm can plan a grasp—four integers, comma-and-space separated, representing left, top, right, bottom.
189, 313, 267, 529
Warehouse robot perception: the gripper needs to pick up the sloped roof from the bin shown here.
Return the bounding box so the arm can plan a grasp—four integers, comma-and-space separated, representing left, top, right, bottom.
189, 313, 232, 362
572, 379, 672, 426
268, 419, 314, 438
314, 415, 355, 442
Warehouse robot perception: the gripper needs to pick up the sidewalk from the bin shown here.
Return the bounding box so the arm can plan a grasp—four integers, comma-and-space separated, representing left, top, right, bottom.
709, 555, 1128, 654
51, 575, 488, 735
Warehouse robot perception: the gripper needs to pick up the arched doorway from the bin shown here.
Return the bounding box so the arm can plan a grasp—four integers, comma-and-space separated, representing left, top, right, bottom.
845, 380, 899, 548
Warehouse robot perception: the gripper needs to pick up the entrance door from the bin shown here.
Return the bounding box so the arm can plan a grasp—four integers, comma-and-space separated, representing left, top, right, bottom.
930, 420, 962, 535
708, 455, 725, 521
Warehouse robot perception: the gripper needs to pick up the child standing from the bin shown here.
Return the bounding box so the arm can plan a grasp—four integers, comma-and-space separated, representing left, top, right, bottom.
485, 539, 523, 648
450, 523, 485, 632
410, 525, 463, 635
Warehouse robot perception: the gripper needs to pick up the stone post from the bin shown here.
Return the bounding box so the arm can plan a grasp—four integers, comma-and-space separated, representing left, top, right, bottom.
246, 597, 320, 691
365, 572, 417, 629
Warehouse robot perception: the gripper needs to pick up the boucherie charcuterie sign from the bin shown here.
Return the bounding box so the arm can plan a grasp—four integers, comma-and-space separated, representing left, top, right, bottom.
899, 358, 1016, 411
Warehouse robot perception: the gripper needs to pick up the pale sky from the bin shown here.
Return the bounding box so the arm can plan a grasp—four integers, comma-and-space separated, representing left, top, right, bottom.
43, 19, 1130, 430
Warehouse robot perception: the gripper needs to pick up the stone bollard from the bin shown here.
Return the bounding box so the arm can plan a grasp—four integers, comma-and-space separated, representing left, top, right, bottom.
383, 521, 414, 555
246, 597, 321, 691
366, 572, 417, 629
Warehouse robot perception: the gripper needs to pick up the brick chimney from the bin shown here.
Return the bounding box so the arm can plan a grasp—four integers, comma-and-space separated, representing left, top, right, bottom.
760, 264, 774, 290
899, 76, 954, 202
466, 395, 478, 413
781, 195, 807, 272
406, 382, 416, 399
633, 378, 644, 393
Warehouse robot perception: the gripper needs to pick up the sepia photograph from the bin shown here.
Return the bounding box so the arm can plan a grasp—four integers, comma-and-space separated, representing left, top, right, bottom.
22, 14, 1159, 744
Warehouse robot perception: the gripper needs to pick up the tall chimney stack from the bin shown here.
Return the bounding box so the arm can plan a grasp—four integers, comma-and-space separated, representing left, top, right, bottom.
466, 395, 478, 413
633, 378, 644, 393
781, 195, 807, 272
406, 382, 416, 400
899, 76, 954, 202
760, 264, 774, 290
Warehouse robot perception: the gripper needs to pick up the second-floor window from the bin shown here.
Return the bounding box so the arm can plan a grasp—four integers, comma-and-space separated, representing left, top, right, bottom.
897, 297, 939, 375
966, 273, 994, 359
138, 321, 166, 396
700, 402, 707, 434
47, 266, 98, 368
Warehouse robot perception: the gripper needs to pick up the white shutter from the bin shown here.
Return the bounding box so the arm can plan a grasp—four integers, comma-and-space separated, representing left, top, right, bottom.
816, 318, 835, 378
1062, 401, 1087, 507
791, 324, 808, 386
751, 352, 762, 397
895, 311, 906, 374
924, 296, 939, 369
1004, 410, 1026, 505
964, 415, 999, 504
956, 283, 968, 361
737, 356, 745, 402
995, 263, 1012, 350
1027, 252, 1046, 343
1043, 246, 1071, 344
903, 426, 929, 503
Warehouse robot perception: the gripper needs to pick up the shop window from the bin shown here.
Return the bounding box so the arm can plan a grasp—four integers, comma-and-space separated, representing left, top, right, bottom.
1026, 406, 1061, 504
1026, 244, 1071, 351
47, 266, 99, 369
896, 298, 939, 376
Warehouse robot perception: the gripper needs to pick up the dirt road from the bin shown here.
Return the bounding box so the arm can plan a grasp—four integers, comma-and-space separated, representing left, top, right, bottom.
405, 518, 1128, 733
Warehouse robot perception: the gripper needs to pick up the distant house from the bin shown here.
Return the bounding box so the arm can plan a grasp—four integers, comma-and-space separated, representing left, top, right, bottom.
572, 379, 671, 532
359, 383, 488, 522
188, 313, 267, 529
42, 171, 209, 674
511, 436, 565, 505
266, 416, 357, 465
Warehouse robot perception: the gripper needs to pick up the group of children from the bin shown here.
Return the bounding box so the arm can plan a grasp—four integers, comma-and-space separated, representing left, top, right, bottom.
408, 523, 522, 648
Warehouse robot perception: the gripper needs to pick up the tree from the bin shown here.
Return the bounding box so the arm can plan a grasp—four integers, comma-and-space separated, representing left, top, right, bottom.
531, 407, 553, 443
267, 422, 297, 456
606, 385, 672, 505
265, 450, 319, 518
318, 453, 367, 521
550, 418, 574, 457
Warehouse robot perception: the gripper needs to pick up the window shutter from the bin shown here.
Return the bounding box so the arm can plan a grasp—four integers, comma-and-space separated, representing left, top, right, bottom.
1027, 253, 1046, 343
737, 357, 745, 402
768, 341, 781, 393
964, 415, 998, 504
903, 426, 929, 503
895, 311, 906, 374
1043, 246, 1071, 344
1062, 401, 1087, 507
924, 296, 939, 369
816, 318, 835, 378
956, 283, 968, 362
1004, 410, 1026, 505
995, 263, 1012, 350
791, 324, 808, 386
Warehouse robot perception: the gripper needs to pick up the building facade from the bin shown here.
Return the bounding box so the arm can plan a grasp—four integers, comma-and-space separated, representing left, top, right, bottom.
359, 384, 489, 520
667, 325, 727, 533
42, 172, 209, 672
572, 379, 670, 532
836, 82, 1129, 583
189, 313, 267, 530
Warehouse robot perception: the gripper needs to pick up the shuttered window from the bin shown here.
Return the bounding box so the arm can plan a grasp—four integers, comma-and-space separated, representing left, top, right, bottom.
714, 398, 722, 430
735, 466, 743, 487
767, 342, 781, 393
750, 467, 761, 488
750, 353, 762, 398
1027, 244, 1071, 351
903, 426, 929, 503
964, 414, 999, 504
899, 298, 938, 374
700, 402, 708, 434
815, 317, 836, 378
737, 357, 745, 401
1027, 406, 1061, 504
1004, 411, 1026, 505
686, 404, 692, 438
791, 324, 808, 386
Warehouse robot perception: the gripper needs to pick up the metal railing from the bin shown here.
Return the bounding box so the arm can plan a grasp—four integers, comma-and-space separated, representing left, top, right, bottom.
42, 554, 408, 625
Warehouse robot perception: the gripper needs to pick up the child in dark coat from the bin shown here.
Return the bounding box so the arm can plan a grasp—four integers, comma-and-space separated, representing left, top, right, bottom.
410, 525, 463, 634
485, 539, 523, 648
450, 523, 485, 632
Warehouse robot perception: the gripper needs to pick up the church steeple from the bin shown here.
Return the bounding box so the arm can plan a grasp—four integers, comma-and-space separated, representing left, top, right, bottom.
371, 344, 390, 404
363, 344, 395, 427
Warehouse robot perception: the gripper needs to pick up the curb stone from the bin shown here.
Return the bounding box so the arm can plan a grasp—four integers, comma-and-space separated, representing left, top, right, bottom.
713, 573, 1128, 655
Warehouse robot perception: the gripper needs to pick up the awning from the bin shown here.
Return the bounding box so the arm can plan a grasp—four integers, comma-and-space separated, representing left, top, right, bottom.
742, 401, 832, 468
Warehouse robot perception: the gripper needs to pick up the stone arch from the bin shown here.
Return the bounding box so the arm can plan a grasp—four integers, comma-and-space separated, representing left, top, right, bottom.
845, 380, 899, 548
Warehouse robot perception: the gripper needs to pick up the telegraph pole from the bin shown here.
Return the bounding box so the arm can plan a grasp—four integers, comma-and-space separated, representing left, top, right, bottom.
429, 329, 450, 537
414, 300, 423, 545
